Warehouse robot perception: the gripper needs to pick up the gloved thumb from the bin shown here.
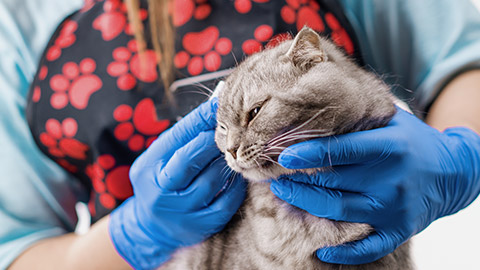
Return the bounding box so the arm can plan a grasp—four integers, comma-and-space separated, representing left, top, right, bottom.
316, 231, 400, 265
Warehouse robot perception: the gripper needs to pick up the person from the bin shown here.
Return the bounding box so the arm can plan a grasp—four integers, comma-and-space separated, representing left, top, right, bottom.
1, 0, 480, 269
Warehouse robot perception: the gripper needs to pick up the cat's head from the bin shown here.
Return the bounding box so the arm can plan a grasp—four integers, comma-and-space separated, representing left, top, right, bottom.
215, 26, 396, 182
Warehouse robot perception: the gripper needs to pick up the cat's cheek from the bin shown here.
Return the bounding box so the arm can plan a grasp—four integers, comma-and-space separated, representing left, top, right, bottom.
214, 131, 226, 153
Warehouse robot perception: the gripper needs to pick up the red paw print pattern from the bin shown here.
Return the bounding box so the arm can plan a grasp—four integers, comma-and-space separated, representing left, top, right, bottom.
281, 0, 325, 32
325, 13, 354, 55
113, 98, 170, 152
32, 67, 48, 103
93, 0, 148, 41
107, 40, 158, 91
173, 0, 211, 26
49, 59, 102, 110
234, 0, 270, 14
86, 155, 133, 211
175, 26, 233, 76
242, 25, 275, 55
46, 20, 78, 62
39, 118, 89, 161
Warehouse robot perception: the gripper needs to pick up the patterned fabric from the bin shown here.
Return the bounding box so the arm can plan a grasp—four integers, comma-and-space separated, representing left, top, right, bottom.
26, 0, 360, 221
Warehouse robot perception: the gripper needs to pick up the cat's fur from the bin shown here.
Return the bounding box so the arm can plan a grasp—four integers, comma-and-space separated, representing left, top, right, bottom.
160, 27, 413, 270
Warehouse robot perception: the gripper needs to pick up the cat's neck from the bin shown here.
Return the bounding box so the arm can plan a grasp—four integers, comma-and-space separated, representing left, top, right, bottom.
242, 181, 371, 269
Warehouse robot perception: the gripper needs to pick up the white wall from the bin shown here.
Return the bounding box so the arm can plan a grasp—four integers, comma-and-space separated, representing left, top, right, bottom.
412, 196, 480, 269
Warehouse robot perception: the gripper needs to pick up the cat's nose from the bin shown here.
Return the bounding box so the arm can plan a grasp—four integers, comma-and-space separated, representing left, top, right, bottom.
227, 147, 238, 159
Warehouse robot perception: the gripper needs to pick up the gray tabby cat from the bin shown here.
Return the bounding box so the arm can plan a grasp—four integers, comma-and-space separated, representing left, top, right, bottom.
160, 27, 413, 270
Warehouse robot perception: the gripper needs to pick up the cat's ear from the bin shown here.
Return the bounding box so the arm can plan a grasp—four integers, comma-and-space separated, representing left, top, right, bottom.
285, 26, 328, 71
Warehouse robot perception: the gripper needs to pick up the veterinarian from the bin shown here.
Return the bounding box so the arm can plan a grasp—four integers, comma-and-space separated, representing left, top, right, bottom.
1, 0, 480, 269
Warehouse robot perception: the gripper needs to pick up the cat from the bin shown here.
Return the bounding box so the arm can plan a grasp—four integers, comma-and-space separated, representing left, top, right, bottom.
159, 26, 413, 270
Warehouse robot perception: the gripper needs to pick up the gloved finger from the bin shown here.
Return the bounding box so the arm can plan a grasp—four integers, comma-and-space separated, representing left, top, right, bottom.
171, 158, 235, 211
270, 179, 379, 223
278, 130, 394, 169
276, 168, 372, 193
158, 130, 220, 190
138, 98, 218, 168
277, 109, 417, 169
316, 231, 401, 265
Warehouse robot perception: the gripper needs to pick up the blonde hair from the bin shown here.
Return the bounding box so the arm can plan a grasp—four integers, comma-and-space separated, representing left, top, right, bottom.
126, 0, 175, 101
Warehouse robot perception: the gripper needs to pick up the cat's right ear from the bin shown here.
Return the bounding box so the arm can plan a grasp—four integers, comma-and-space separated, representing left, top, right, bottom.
285, 26, 328, 71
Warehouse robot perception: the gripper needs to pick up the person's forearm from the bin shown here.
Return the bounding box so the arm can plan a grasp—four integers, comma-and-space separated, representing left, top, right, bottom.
9, 215, 131, 270
426, 70, 480, 133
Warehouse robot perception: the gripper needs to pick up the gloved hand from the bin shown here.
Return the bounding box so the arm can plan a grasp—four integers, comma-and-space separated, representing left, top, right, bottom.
271, 108, 480, 265
109, 99, 246, 269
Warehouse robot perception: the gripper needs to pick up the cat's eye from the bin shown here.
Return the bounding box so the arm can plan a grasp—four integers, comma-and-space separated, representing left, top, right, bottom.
218, 123, 227, 133
248, 106, 261, 122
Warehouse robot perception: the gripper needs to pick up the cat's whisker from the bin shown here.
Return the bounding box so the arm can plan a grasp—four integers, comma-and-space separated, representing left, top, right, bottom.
230, 50, 239, 67
193, 82, 215, 96
266, 106, 337, 146
181, 89, 214, 99
267, 134, 329, 148
266, 127, 332, 148
266, 132, 325, 149
217, 155, 233, 177
265, 132, 333, 151
258, 154, 282, 167
268, 132, 329, 144
220, 164, 232, 180
213, 155, 227, 165
262, 147, 286, 154
268, 129, 331, 144
326, 135, 340, 168
218, 165, 238, 195
224, 170, 240, 193
261, 151, 314, 166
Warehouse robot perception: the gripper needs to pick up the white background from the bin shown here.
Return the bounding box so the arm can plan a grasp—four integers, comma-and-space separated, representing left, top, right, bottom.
412, 195, 480, 269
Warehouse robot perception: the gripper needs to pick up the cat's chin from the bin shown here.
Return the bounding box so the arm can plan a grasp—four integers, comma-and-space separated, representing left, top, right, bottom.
239, 169, 274, 182
226, 156, 296, 182
230, 163, 291, 183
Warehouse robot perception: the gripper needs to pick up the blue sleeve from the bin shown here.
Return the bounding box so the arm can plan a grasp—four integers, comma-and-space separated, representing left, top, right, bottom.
339, 0, 480, 114
0, 0, 85, 267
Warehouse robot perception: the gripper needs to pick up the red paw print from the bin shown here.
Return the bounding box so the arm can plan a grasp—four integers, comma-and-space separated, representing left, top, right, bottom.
57, 159, 78, 173
175, 26, 232, 76
86, 155, 133, 211
32, 86, 41, 103
173, 0, 211, 26
107, 40, 158, 91
39, 66, 48, 81
325, 13, 354, 55
242, 25, 274, 55
46, 20, 78, 62
281, 0, 325, 32
93, 0, 148, 41
234, 0, 270, 14
113, 98, 170, 152
49, 59, 103, 110
33, 66, 49, 103
39, 118, 89, 160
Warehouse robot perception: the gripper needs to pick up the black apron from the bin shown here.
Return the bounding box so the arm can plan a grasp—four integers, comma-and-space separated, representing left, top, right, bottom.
27, 0, 363, 222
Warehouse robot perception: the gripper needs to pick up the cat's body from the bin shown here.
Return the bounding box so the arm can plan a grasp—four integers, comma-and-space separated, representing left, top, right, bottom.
160, 27, 413, 270
162, 183, 411, 270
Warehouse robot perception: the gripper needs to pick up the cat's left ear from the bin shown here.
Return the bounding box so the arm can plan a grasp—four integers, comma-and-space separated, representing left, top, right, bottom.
285, 26, 328, 71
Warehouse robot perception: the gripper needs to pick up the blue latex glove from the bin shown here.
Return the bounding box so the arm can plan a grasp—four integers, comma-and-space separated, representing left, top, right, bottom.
271, 108, 480, 265
109, 99, 246, 269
